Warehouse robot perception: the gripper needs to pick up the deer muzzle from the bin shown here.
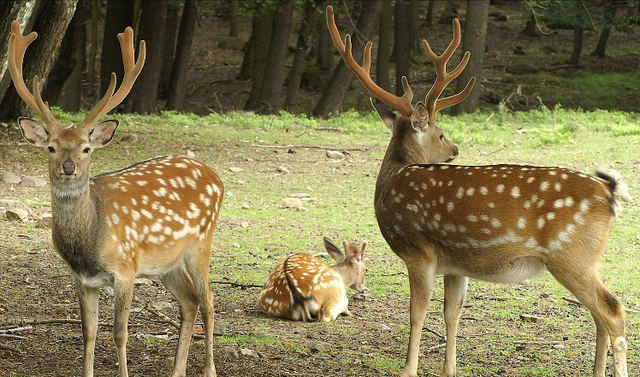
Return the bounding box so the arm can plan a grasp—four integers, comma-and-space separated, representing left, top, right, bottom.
62, 160, 76, 175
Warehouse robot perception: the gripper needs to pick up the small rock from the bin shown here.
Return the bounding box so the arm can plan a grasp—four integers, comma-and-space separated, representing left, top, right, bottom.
519, 314, 544, 323
220, 346, 239, 361
0, 199, 34, 218
229, 167, 243, 173
326, 150, 345, 159
281, 197, 306, 211
553, 343, 565, 350
36, 213, 53, 228
6, 209, 30, 221
135, 278, 153, 285
310, 341, 330, 353
151, 301, 173, 311
240, 221, 249, 228
185, 149, 196, 158
241, 203, 250, 209
0, 171, 21, 184
240, 348, 260, 358
277, 166, 290, 174
232, 242, 241, 248
120, 134, 138, 143
20, 176, 48, 187
289, 193, 316, 201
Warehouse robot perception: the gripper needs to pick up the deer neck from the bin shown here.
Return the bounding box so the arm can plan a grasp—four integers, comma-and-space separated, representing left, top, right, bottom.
375, 126, 427, 201
50, 173, 105, 277
330, 262, 354, 287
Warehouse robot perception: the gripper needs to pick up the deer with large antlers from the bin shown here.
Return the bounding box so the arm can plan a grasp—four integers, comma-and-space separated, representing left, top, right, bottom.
327, 6, 629, 377
8, 21, 222, 377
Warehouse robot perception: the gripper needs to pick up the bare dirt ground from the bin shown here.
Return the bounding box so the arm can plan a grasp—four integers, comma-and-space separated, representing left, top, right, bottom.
1, 1, 639, 377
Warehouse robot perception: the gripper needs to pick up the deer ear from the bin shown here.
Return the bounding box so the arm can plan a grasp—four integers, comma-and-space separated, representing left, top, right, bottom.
371, 98, 396, 129
323, 237, 344, 262
90, 120, 119, 149
18, 117, 49, 147
410, 103, 429, 132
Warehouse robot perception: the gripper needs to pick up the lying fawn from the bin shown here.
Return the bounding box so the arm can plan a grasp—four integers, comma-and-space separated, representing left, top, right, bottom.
327, 6, 629, 377
258, 237, 367, 322
8, 21, 223, 377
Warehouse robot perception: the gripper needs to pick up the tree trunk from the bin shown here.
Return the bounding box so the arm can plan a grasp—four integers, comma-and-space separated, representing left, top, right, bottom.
0, 0, 77, 122
394, 0, 411, 97
316, 0, 334, 71
166, 0, 198, 111
426, 0, 435, 26
42, 0, 89, 110
130, 0, 168, 114
451, 0, 489, 116
238, 28, 254, 80
0, 0, 39, 106
592, 0, 618, 58
86, 0, 99, 99
99, 0, 134, 99
58, 0, 87, 113
312, 0, 382, 118
376, 0, 392, 93
229, 0, 240, 37
409, 0, 421, 52
569, 25, 584, 65
285, 2, 315, 112
244, 10, 274, 110
257, 0, 294, 112
159, 2, 181, 98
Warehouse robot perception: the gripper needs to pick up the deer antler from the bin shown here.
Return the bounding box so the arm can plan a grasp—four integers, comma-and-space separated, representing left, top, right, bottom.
422, 18, 476, 124
78, 27, 146, 130
7, 21, 60, 130
326, 5, 414, 117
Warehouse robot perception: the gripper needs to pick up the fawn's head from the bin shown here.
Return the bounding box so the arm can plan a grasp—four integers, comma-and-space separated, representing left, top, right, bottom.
326, 6, 474, 165
323, 237, 368, 293
7, 21, 145, 189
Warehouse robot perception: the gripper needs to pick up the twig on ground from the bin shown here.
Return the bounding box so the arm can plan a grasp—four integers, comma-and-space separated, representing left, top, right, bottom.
211, 280, 262, 289
0, 318, 108, 330
562, 296, 582, 306
250, 143, 375, 152
426, 343, 446, 353
0, 333, 27, 340
423, 326, 444, 340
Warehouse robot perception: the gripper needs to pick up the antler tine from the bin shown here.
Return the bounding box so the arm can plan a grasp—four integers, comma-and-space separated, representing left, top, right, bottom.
326, 5, 413, 116
78, 27, 146, 129
7, 21, 59, 129
423, 18, 475, 124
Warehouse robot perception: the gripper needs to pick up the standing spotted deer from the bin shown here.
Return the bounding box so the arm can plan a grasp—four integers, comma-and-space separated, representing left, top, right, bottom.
327, 6, 629, 377
258, 237, 367, 322
8, 21, 222, 377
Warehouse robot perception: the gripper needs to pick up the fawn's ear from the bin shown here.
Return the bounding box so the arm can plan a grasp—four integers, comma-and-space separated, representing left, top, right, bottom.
323, 237, 344, 262
90, 120, 119, 149
18, 117, 49, 147
344, 240, 365, 263
371, 98, 396, 129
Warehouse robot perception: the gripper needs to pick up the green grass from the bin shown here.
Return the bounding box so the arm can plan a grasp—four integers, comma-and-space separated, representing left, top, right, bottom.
1, 107, 639, 376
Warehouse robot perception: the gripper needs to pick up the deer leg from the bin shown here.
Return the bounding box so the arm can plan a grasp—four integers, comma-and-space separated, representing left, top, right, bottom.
442, 275, 468, 377
113, 275, 135, 377
547, 265, 627, 377
184, 244, 217, 377
76, 280, 100, 377
401, 258, 436, 377
161, 268, 199, 377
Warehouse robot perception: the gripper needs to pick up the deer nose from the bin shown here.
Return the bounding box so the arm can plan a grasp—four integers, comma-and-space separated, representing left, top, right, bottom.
453, 144, 459, 156
62, 160, 76, 175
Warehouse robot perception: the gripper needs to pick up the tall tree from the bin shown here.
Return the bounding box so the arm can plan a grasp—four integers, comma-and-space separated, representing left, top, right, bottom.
99, 0, 134, 100
394, 0, 411, 97
244, 9, 274, 110
130, 0, 168, 114
451, 0, 489, 115
315, 0, 334, 72
286, 1, 316, 111
0, 0, 77, 122
42, 0, 89, 111
376, 0, 392, 93
159, 2, 181, 98
166, 0, 198, 111
312, 0, 382, 117
0, 0, 40, 106
592, 0, 618, 58
257, 0, 294, 112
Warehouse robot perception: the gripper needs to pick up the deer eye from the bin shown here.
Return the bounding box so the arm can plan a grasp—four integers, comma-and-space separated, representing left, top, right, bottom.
47, 146, 55, 153
82, 147, 91, 154
439, 134, 445, 140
